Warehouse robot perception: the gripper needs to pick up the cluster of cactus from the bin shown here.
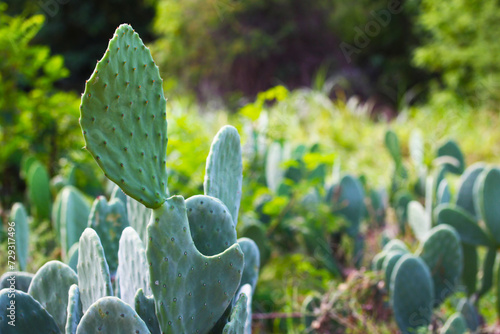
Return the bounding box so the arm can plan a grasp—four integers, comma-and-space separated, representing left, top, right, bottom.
1, 24, 260, 334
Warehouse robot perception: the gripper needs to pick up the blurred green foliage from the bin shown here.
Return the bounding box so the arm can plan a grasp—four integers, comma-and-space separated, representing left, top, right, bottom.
414, 0, 500, 108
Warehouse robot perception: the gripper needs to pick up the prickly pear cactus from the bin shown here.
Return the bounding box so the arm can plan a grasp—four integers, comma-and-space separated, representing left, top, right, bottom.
0, 288, 61, 334
88, 196, 129, 273
457, 298, 479, 332
77, 228, 113, 312
75, 297, 149, 334
382, 251, 405, 288
10, 202, 29, 271
456, 162, 485, 218
408, 200, 430, 242
461, 243, 478, 296
236, 284, 253, 334
390, 254, 434, 334
0, 271, 34, 292
475, 167, 500, 244
67, 242, 79, 273
55, 186, 91, 260
135, 288, 161, 334
117, 227, 151, 306
147, 196, 244, 334
27, 261, 78, 331
436, 140, 465, 175
127, 196, 152, 245
26, 160, 52, 220
417, 225, 463, 306
65, 284, 83, 334
79, 23, 168, 209
440, 313, 468, 334
222, 292, 248, 334
237, 238, 260, 291
204, 125, 243, 224
265, 141, 289, 193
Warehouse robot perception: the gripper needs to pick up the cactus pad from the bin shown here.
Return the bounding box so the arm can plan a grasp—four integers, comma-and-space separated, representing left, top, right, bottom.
440, 313, 468, 334
475, 167, 500, 244
222, 292, 248, 334
80, 24, 168, 209
76, 296, 149, 334
77, 228, 113, 312
147, 196, 244, 334
456, 163, 485, 218
437, 140, 465, 174
27, 261, 78, 331
237, 238, 260, 292
408, 200, 430, 242
27, 161, 52, 220
204, 125, 243, 224
0, 271, 34, 292
117, 227, 151, 306
127, 196, 153, 245
134, 288, 161, 334
0, 288, 60, 334
10, 203, 29, 271
65, 284, 82, 334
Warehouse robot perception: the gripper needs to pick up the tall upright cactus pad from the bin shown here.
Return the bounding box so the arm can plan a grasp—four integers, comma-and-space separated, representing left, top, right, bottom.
127, 196, 152, 245
456, 163, 486, 218
0, 271, 34, 292
67, 242, 79, 273
237, 238, 260, 292
80, 24, 168, 209
186, 195, 237, 256
382, 251, 405, 288
75, 297, 149, 334
88, 196, 129, 273
475, 167, 500, 244
117, 227, 151, 306
146, 196, 244, 334
26, 160, 52, 220
461, 244, 478, 296
222, 292, 249, 334
457, 298, 479, 332
265, 141, 288, 193
77, 228, 113, 312
437, 140, 465, 175
408, 200, 430, 242
135, 288, 161, 334
236, 284, 253, 334
204, 125, 243, 224
55, 186, 91, 260
385, 130, 402, 163
417, 225, 463, 306
10, 202, 29, 270
27, 261, 78, 331
326, 174, 365, 237
0, 289, 60, 334
390, 255, 434, 333
409, 129, 424, 169
65, 284, 83, 334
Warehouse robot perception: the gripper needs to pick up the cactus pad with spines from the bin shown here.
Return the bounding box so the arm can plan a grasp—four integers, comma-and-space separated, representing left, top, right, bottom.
0, 288, 61, 334
417, 225, 463, 305
27, 261, 78, 331
186, 195, 237, 256
147, 196, 244, 334
222, 292, 248, 334
10, 202, 29, 271
135, 288, 161, 334
475, 167, 500, 244
390, 254, 434, 333
65, 284, 82, 334
127, 196, 153, 245
88, 196, 129, 273
80, 23, 168, 209
75, 296, 149, 334
77, 228, 113, 312
117, 227, 151, 306
204, 125, 243, 224
67, 242, 79, 273
0, 271, 34, 292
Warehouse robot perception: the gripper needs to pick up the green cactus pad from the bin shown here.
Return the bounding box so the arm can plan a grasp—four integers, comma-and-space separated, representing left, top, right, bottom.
236, 284, 253, 334
436, 140, 465, 175
437, 180, 451, 205
385, 130, 402, 163
383, 239, 409, 253
475, 167, 500, 244
56, 186, 91, 260
10, 203, 29, 271
65, 284, 82, 334
27, 160, 52, 220
76, 296, 149, 334
439, 313, 468, 334
394, 191, 413, 234
111, 185, 128, 209
88, 196, 129, 273
265, 141, 288, 193
117, 227, 151, 306
435, 204, 492, 246
237, 238, 260, 292
222, 292, 248, 334
135, 288, 161, 334
0, 271, 34, 292
457, 298, 479, 332
382, 251, 405, 288
67, 242, 79, 273
147, 196, 244, 334
0, 288, 61, 334
240, 221, 271, 266
80, 23, 168, 209
204, 125, 243, 224
417, 225, 463, 306
390, 254, 434, 333
127, 196, 153, 245
408, 200, 430, 242
327, 174, 365, 237
371, 251, 387, 271
186, 195, 237, 256
409, 129, 424, 168
478, 248, 496, 298
461, 244, 478, 296
27, 261, 78, 331
77, 228, 113, 312
456, 162, 486, 218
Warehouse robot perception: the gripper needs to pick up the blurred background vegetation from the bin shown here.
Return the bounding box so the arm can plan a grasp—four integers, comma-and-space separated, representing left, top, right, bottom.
1, 0, 500, 331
